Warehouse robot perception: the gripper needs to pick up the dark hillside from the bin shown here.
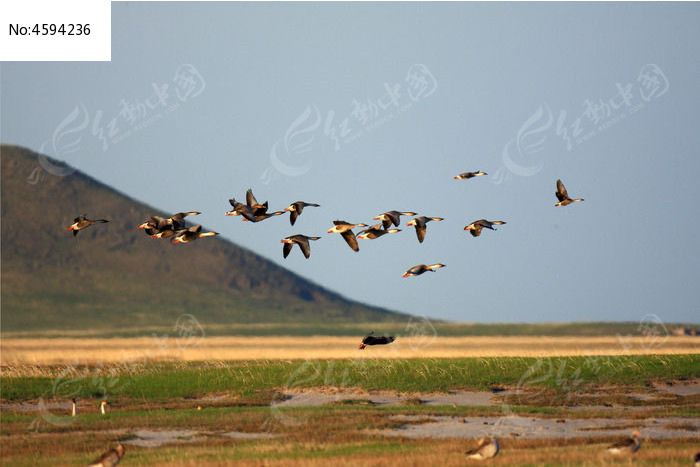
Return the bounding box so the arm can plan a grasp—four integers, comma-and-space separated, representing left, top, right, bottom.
0, 145, 409, 331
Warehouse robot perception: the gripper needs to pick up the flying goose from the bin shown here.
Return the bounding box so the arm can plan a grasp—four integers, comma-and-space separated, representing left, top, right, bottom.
374, 211, 417, 229
454, 171, 487, 180
465, 437, 499, 460
406, 216, 443, 243
285, 201, 320, 225
168, 211, 201, 229
359, 332, 395, 350
66, 215, 109, 236
356, 224, 400, 240
403, 264, 445, 277
555, 179, 584, 207
246, 189, 269, 214
327, 220, 368, 252
171, 225, 219, 243
88, 443, 125, 467
281, 235, 321, 259
137, 215, 169, 236
606, 430, 642, 455
241, 211, 285, 222
464, 219, 506, 237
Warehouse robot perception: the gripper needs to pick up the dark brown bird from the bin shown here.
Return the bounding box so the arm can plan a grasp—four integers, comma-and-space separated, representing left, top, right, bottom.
246, 189, 269, 214
168, 211, 201, 228
357, 224, 400, 240
241, 211, 284, 222
137, 215, 169, 236
454, 171, 487, 180
465, 437, 499, 460
464, 219, 506, 237
281, 234, 321, 259
403, 264, 445, 277
171, 225, 219, 243
374, 211, 416, 229
327, 220, 368, 252
406, 216, 443, 243
66, 215, 109, 236
226, 198, 257, 220
88, 443, 125, 466
555, 179, 584, 207
359, 331, 395, 350
285, 201, 320, 225
606, 430, 642, 455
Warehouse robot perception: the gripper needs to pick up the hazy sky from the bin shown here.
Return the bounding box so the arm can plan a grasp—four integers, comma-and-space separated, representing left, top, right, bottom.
2, 2, 699, 323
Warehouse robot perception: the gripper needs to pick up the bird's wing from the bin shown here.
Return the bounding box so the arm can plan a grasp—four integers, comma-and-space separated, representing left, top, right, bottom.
387, 211, 401, 227
340, 230, 359, 251
246, 189, 259, 208
283, 242, 293, 258
556, 179, 569, 200
298, 239, 311, 258
470, 225, 482, 237
415, 224, 426, 243
289, 210, 299, 226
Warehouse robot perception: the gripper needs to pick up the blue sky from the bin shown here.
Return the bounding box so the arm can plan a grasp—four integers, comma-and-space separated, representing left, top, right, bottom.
2, 2, 699, 323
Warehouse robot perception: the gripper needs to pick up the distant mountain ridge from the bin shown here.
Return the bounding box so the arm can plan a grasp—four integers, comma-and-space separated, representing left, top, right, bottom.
0, 145, 409, 332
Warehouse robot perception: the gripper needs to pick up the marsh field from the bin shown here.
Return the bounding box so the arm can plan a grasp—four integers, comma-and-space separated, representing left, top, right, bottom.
1, 332, 698, 466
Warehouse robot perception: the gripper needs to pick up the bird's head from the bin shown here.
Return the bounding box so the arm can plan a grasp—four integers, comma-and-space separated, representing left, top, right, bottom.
358, 343, 366, 350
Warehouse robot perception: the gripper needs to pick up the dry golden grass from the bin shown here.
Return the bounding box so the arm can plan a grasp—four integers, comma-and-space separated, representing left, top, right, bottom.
2, 336, 698, 365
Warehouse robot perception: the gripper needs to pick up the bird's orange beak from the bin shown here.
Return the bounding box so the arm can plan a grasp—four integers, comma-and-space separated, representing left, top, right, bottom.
358, 344, 366, 350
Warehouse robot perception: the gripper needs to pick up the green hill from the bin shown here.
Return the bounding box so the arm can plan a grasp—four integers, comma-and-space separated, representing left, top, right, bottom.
0, 145, 409, 332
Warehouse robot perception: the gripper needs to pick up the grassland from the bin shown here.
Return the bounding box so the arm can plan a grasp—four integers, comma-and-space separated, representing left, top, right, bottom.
2, 354, 699, 465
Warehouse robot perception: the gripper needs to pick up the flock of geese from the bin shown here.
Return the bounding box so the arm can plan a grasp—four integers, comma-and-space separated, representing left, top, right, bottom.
62, 171, 649, 465
67, 172, 584, 277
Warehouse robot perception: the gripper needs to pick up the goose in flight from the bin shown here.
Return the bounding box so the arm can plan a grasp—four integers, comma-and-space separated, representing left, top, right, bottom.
66, 215, 109, 236
406, 216, 443, 243
454, 171, 487, 180
359, 331, 395, 350
357, 224, 400, 240
281, 234, 321, 259
172, 225, 219, 243
374, 211, 416, 229
555, 179, 584, 207
327, 220, 367, 252
464, 219, 506, 237
403, 264, 445, 277
285, 201, 320, 226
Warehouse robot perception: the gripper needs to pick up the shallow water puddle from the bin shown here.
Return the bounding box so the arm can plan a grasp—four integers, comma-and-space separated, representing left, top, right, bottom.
379, 415, 700, 440
123, 429, 200, 447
